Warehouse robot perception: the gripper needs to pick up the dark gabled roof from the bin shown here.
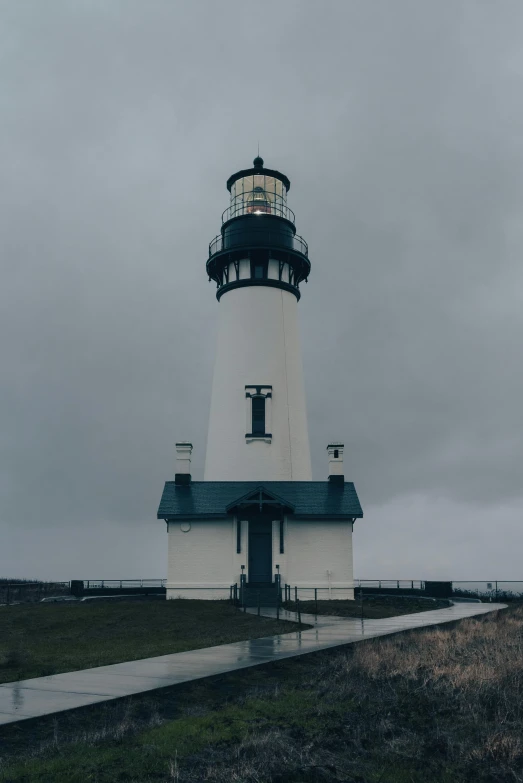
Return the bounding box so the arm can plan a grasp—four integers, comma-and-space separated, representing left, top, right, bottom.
225, 485, 296, 513
157, 481, 363, 520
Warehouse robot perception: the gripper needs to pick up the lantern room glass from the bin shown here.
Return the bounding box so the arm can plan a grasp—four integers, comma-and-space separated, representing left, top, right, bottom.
229, 174, 287, 221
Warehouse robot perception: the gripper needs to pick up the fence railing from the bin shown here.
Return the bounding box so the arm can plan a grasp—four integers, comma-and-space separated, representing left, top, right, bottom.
0, 582, 70, 605
283, 585, 356, 603
355, 580, 425, 590
222, 197, 296, 226
451, 581, 523, 600
283, 581, 523, 602
3, 579, 522, 606
209, 230, 308, 259
82, 579, 167, 590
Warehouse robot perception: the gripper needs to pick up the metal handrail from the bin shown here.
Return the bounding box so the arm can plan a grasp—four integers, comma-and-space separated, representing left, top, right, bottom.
209, 231, 308, 259
285, 581, 523, 602
83, 579, 167, 589
223, 193, 295, 225
0, 581, 70, 587
354, 580, 425, 590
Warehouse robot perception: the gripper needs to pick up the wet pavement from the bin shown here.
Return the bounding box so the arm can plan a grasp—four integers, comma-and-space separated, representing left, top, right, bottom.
0, 601, 506, 725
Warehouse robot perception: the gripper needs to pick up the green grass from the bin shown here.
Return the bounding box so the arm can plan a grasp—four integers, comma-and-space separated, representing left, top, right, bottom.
0, 600, 306, 683
0, 603, 516, 782
0, 596, 446, 685
0, 690, 334, 783
1, 605, 515, 782
285, 595, 450, 618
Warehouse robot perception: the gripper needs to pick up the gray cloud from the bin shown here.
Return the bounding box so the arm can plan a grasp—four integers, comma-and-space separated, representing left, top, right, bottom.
1, 1, 522, 580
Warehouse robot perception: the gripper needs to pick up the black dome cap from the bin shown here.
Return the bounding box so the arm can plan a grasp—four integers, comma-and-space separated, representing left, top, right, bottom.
226, 158, 291, 193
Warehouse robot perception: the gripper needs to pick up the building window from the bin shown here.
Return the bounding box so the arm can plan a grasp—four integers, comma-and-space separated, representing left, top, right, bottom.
252, 261, 265, 279
245, 385, 272, 441
251, 396, 265, 435
279, 519, 284, 554
334, 449, 339, 459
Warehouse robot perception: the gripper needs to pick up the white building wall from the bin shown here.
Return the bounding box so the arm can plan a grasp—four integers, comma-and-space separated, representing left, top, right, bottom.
166, 516, 354, 600
204, 285, 312, 481
281, 518, 354, 600
166, 518, 247, 600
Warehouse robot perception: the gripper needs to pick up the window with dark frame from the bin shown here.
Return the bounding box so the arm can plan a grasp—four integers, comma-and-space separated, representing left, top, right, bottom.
251, 396, 266, 435
245, 385, 272, 439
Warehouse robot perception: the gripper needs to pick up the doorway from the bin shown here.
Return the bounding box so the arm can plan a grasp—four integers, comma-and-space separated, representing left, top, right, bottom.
248, 516, 273, 583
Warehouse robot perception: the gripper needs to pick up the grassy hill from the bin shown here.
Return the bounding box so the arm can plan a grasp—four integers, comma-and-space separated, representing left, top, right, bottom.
0, 602, 517, 782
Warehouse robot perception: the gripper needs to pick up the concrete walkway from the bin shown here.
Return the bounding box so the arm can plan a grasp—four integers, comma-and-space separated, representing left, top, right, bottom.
0, 601, 506, 726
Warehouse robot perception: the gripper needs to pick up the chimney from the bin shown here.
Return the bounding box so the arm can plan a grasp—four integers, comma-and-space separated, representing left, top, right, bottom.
327, 442, 344, 484
175, 442, 193, 485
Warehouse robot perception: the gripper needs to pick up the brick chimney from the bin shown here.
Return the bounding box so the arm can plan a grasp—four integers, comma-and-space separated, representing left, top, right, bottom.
175, 442, 193, 485
327, 442, 344, 484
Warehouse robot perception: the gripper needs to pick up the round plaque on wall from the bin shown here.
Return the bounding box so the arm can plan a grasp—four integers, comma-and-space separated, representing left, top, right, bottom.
180, 522, 191, 533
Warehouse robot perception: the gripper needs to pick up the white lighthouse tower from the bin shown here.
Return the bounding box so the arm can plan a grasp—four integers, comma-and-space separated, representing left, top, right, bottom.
157, 156, 363, 602
204, 156, 312, 481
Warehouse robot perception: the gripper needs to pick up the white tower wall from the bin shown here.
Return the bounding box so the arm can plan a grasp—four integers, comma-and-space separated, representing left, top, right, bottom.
204, 279, 312, 481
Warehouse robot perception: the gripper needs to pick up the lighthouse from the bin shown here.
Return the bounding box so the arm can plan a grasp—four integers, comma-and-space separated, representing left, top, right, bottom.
204, 156, 312, 481
157, 157, 363, 601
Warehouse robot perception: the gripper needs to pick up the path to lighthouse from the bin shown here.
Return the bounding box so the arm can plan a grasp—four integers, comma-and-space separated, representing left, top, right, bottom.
0, 602, 505, 725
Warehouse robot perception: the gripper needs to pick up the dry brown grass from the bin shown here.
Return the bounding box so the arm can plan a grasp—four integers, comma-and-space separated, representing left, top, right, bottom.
299, 604, 523, 780
185, 605, 523, 782
1, 604, 521, 782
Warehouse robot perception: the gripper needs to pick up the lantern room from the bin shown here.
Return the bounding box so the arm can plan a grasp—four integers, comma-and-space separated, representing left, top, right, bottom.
207, 156, 310, 301
225, 156, 293, 223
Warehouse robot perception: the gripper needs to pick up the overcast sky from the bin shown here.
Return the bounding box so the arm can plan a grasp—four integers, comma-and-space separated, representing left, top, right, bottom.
1, 1, 522, 582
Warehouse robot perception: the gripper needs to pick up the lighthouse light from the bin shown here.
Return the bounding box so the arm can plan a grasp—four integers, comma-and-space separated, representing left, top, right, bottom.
246, 185, 272, 215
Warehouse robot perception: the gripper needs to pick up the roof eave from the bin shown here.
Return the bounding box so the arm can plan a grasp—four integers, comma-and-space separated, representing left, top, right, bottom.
159, 512, 363, 521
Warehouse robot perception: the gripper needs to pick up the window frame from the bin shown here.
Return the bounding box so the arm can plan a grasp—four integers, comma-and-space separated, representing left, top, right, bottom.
251, 395, 266, 435
251, 259, 268, 280
245, 385, 272, 442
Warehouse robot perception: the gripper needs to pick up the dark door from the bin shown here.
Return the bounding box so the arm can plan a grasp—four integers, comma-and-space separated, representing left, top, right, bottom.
248, 517, 272, 583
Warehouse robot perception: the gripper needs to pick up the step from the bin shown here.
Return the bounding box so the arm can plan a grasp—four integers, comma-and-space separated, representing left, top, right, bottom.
243, 597, 280, 607
241, 588, 281, 607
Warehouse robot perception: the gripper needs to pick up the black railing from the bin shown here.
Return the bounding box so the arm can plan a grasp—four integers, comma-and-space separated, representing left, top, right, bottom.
451, 581, 523, 601
223, 196, 295, 225
0, 581, 70, 605
209, 230, 308, 259
82, 579, 167, 589
355, 580, 424, 590
284, 581, 523, 602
